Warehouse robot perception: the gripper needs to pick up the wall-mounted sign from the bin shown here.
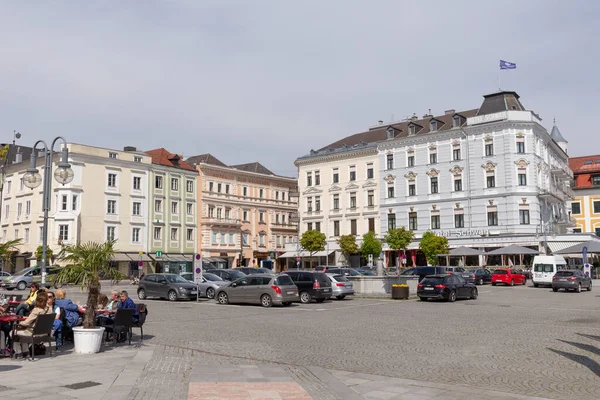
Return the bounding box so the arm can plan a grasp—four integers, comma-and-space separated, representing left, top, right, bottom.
437, 229, 489, 238
469, 111, 507, 126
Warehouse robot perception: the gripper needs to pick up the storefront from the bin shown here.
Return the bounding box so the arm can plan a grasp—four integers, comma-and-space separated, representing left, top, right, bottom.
153, 254, 193, 274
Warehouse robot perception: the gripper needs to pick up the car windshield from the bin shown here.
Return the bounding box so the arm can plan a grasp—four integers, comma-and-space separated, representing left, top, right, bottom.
346, 269, 361, 276
275, 275, 294, 286
229, 271, 246, 280
203, 273, 222, 281
14, 267, 35, 276
421, 277, 444, 285
164, 275, 189, 283
333, 275, 349, 282
555, 270, 574, 276
534, 264, 554, 273
493, 270, 508, 274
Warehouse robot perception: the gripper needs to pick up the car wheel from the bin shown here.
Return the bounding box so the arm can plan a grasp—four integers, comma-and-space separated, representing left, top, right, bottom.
448, 290, 456, 302
261, 294, 272, 308
168, 290, 178, 301
335, 295, 346, 300
315, 298, 326, 303
510, 280, 515, 287
217, 292, 229, 304
576, 283, 581, 293
17, 281, 27, 291
282, 302, 292, 307
478, 278, 484, 286
138, 288, 147, 300
588, 282, 592, 291
533, 283, 539, 287
299, 291, 311, 304
470, 288, 478, 300
419, 296, 427, 301
206, 287, 215, 299
492, 283, 497, 286
552, 287, 558, 292
522, 279, 527, 286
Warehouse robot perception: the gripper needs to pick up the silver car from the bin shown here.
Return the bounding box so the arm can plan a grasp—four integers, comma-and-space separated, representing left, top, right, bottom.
326, 273, 355, 300
216, 274, 299, 307
181, 272, 229, 299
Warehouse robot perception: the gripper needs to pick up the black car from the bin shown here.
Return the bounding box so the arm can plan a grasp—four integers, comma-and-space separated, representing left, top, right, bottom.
210, 269, 247, 281
236, 267, 272, 275
467, 269, 493, 285
417, 274, 478, 302
282, 271, 332, 303
401, 266, 448, 282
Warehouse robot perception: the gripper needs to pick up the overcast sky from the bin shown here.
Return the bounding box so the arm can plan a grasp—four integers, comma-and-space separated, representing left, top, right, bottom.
1, 1, 598, 176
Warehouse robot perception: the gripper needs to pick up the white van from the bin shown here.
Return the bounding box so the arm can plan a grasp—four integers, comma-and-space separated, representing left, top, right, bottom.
531, 255, 567, 287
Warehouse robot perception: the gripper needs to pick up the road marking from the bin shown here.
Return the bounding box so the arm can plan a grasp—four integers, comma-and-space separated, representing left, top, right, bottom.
547, 307, 600, 313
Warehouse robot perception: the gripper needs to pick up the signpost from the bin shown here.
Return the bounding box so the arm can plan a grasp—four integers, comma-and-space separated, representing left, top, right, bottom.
193, 254, 203, 301
368, 254, 373, 267
582, 246, 588, 265
156, 251, 162, 258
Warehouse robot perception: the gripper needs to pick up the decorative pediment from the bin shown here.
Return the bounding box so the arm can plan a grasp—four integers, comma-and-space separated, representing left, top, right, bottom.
522, 197, 527, 204
537, 162, 543, 171
449, 165, 463, 175
386, 150, 393, 155
451, 139, 461, 147
514, 159, 530, 168
516, 131, 525, 138
488, 199, 494, 206
481, 161, 497, 171
406, 147, 415, 154
302, 186, 323, 195
384, 174, 395, 183
428, 144, 437, 151
258, 230, 267, 235
426, 169, 439, 177
362, 180, 377, 188
328, 185, 342, 192
345, 182, 360, 190
455, 202, 461, 209
484, 134, 493, 142
432, 204, 437, 210
409, 206, 414, 212
404, 171, 417, 180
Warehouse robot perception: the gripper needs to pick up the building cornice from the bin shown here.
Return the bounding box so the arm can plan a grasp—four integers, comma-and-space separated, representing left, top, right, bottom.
197, 163, 296, 185
294, 146, 378, 167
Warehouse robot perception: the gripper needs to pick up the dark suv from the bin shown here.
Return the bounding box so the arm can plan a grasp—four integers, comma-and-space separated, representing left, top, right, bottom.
282, 271, 332, 303
401, 266, 448, 282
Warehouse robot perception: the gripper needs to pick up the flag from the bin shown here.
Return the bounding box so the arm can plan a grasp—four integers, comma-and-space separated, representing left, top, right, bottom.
500, 60, 516, 70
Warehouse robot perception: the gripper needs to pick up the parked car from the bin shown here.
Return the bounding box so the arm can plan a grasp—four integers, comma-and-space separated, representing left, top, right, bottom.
448, 267, 475, 283
210, 269, 247, 282
282, 270, 332, 303
531, 255, 567, 287
137, 273, 198, 301
491, 269, 527, 286
215, 274, 299, 307
467, 269, 493, 285
552, 270, 592, 293
326, 273, 355, 300
181, 272, 229, 299
323, 267, 362, 277
1, 266, 63, 290
417, 274, 478, 302
401, 266, 447, 282
236, 267, 272, 275
357, 269, 376, 276
0, 271, 11, 278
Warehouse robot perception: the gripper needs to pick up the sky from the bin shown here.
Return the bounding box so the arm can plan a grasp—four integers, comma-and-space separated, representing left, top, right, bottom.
1, 1, 598, 176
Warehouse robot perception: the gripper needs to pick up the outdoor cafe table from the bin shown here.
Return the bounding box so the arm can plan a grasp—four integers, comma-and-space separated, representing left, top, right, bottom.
5, 301, 21, 313
0, 315, 27, 358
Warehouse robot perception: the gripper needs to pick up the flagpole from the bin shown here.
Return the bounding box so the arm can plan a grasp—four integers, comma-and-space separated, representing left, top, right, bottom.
498, 74, 501, 91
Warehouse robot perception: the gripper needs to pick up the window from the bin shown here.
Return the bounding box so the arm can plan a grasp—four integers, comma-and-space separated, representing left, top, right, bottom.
154, 227, 161, 240
38, 226, 43, 241
453, 115, 461, 128
368, 218, 375, 233
367, 190, 374, 207
407, 156, 415, 167
517, 141, 525, 154
593, 176, 600, 186
259, 189, 264, 198
573, 228, 582, 233
453, 148, 461, 161
208, 206, 215, 217
4, 205, 8, 220
243, 210, 248, 221
108, 173, 117, 188
133, 176, 141, 190
429, 153, 437, 164
333, 194, 340, 210
350, 193, 357, 209
350, 219, 357, 235
409, 212, 418, 230
109, 152, 118, 159
408, 183, 416, 196
134, 156, 142, 163
155, 175, 163, 189
332, 168, 339, 184
186, 203, 193, 215
315, 196, 321, 211
259, 234, 265, 247
315, 171, 320, 186
26, 200, 31, 216
595, 228, 600, 237
212, 232, 218, 244
408, 125, 416, 135
315, 222, 321, 232
349, 166, 356, 181
243, 233, 249, 245
275, 191, 279, 200
217, 183, 222, 193
225, 184, 230, 194
487, 211, 498, 226
307, 222, 313, 231
367, 164, 374, 179
518, 173, 527, 186
455, 214, 464, 228
17, 203, 22, 218
155, 199, 162, 213
485, 143, 494, 156
14, 229, 18, 240
170, 228, 178, 241
187, 229, 194, 241
307, 172, 312, 187
5, 181, 10, 194
225, 209, 230, 219
430, 177, 438, 194
386, 154, 394, 170
307, 197, 313, 212
107, 226, 116, 241
333, 220, 340, 236
107, 200, 116, 214
242, 186, 247, 196
259, 212, 265, 223
430, 120, 437, 131
72, 195, 77, 211
487, 175, 495, 188
387, 185, 395, 198
61, 195, 68, 211
186, 180, 194, 193
594, 201, 600, 214
216, 208, 222, 218
24, 228, 29, 243
132, 202, 141, 216
59, 224, 69, 241
171, 178, 179, 191
388, 214, 396, 230
571, 202, 581, 215
454, 178, 462, 192
431, 215, 440, 229
171, 201, 178, 214
519, 210, 530, 225
220, 232, 226, 244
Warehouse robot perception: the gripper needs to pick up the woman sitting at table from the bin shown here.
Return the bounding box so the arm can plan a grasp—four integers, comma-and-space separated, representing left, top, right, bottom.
54, 289, 81, 329
97, 293, 109, 309
15, 283, 39, 317
13, 292, 50, 360
47, 292, 63, 349
1, 305, 12, 355
96, 290, 119, 327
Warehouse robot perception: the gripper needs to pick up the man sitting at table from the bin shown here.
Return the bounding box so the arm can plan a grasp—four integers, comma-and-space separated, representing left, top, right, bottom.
0, 305, 13, 355
96, 290, 120, 327
15, 283, 39, 316
54, 289, 81, 329
118, 290, 139, 323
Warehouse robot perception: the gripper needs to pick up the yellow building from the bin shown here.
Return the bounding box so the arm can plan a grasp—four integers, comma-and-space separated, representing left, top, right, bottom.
569, 154, 600, 235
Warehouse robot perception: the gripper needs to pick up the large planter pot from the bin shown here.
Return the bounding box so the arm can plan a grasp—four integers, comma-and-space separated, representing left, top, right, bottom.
73, 326, 105, 354
391, 286, 409, 300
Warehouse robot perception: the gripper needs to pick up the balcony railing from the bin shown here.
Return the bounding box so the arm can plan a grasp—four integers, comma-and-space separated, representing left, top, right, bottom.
271, 223, 298, 230
201, 216, 241, 226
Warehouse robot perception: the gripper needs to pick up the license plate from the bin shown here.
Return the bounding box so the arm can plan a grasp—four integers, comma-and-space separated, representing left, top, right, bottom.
324, 288, 330, 292
191, 291, 197, 294
424, 287, 434, 291
287, 291, 295, 295
346, 284, 353, 288
495, 280, 503, 282
559, 279, 567, 281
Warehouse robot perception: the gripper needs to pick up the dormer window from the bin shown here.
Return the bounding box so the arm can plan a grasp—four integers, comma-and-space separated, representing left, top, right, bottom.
430, 120, 438, 131
386, 127, 395, 140
453, 115, 461, 128
408, 125, 416, 135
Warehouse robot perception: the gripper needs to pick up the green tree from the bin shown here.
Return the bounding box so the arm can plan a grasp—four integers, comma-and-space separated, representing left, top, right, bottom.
55, 240, 123, 328
384, 227, 414, 252
419, 231, 449, 266
35, 245, 54, 264
0, 238, 22, 270
360, 231, 382, 262
300, 230, 326, 266
337, 234, 358, 262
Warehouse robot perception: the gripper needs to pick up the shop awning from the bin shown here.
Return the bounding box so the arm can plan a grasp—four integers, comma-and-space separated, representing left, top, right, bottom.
449, 246, 484, 256
552, 240, 600, 255
126, 253, 154, 262
112, 254, 133, 262
182, 254, 195, 262
167, 254, 188, 262
279, 251, 334, 258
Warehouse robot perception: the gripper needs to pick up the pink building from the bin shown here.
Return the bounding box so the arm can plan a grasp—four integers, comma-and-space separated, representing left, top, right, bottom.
186, 154, 298, 271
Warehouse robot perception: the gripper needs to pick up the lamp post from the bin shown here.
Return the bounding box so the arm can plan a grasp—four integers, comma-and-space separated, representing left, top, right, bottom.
22, 137, 74, 285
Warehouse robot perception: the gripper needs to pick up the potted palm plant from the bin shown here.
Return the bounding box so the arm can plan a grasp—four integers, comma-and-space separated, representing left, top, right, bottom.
55, 240, 123, 354
0, 238, 22, 273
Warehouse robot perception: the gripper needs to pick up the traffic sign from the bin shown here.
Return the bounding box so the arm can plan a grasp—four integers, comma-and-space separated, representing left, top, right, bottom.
296, 256, 301, 262
137, 261, 143, 267
582, 246, 588, 264
156, 251, 162, 258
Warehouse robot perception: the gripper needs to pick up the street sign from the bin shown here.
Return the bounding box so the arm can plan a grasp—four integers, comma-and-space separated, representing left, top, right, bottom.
137, 261, 143, 268
296, 256, 301, 262
584, 263, 591, 277
582, 246, 588, 264
156, 251, 162, 258
368, 254, 373, 267
193, 254, 203, 286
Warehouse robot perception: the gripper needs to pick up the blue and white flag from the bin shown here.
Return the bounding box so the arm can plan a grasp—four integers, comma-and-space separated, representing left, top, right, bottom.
500, 60, 516, 70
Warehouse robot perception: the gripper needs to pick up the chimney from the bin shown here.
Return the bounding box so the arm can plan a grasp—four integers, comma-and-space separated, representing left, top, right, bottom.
445, 109, 456, 115
423, 108, 433, 119
411, 113, 418, 121
14, 147, 23, 164
378, 120, 383, 125
123, 146, 137, 152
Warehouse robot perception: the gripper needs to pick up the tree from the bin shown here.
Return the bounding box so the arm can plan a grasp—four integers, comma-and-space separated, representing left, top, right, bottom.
300, 230, 326, 266
384, 227, 415, 252
419, 231, 449, 266
360, 231, 382, 262
55, 240, 123, 329
337, 234, 358, 263
35, 245, 55, 264
0, 238, 22, 270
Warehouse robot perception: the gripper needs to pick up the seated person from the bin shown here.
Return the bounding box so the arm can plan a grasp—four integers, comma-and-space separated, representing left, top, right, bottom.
13, 292, 51, 359
96, 290, 120, 327
47, 291, 63, 348
15, 283, 39, 316
54, 289, 81, 329
118, 290, 139, 323
97, 293, 109, 309
1, 305, 12, 355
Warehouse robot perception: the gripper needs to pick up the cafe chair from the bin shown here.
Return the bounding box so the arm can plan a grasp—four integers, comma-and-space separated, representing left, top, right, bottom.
14, 313, 57, 361
131, 304, 147, 341
105, 308, 135, 345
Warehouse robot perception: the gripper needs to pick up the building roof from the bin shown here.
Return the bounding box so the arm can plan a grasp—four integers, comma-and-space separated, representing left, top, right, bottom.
569, 154, 600, 189
1, 143, 33, 167
185, 153, 227, 168
145, 148, 196, 172
550, 123, 567, 143
229, 162, 275, 176
476, 91, 525, 116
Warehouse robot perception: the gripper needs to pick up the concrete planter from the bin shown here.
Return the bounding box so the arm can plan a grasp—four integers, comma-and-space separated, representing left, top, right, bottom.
73, 326, 105, 354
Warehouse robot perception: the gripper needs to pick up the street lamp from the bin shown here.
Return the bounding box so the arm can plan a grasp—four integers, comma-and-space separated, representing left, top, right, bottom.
22, 137, 73, 285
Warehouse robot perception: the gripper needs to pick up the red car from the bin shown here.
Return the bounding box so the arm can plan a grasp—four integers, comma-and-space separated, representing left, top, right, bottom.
491, 269, 527, 286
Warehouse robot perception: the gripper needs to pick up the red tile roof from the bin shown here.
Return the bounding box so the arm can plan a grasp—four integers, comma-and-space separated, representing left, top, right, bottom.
145, 148, 197, 172
569, 155, 600, 189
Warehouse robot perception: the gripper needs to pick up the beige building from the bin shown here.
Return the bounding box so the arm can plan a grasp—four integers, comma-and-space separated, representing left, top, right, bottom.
186, 154, 297, 271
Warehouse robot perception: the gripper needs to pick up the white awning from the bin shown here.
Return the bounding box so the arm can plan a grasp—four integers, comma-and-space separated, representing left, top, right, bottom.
547, 241, 584, 254
278, 251, 334, 258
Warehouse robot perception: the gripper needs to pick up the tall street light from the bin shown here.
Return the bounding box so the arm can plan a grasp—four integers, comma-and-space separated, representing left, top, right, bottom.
22, 137, 74, 285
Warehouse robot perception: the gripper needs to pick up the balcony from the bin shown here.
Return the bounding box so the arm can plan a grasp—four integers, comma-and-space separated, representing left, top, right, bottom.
555, 216, 577, 227
539, 181, 574, 203
271, 223, 298, 232
201, 216, 241, 227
